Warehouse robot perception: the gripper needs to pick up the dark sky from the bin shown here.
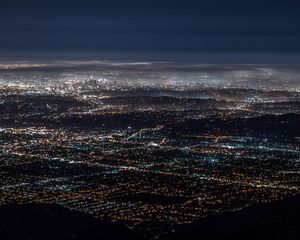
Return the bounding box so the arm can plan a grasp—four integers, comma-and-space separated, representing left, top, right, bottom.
1, 0, 300, 62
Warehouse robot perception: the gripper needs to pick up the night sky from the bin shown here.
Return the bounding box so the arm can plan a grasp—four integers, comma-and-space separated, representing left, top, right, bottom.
1, 0, 300, 62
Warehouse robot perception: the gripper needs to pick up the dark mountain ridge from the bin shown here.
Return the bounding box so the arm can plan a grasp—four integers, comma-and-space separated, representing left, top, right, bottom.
0, 203, 142, 240
174, 195, 300, 240
0, 196, 299, 240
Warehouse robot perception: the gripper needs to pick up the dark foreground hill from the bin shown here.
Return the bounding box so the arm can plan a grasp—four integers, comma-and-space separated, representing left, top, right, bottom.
0, 196, 299, 240
0, 204, 141, 240
174, 195, 300, 240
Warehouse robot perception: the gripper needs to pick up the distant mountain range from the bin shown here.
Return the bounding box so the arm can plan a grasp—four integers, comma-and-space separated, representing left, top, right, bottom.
0, 195, 299, 240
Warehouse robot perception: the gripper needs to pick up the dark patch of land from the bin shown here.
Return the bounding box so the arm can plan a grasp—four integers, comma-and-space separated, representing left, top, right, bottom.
166, 113, 300, 141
